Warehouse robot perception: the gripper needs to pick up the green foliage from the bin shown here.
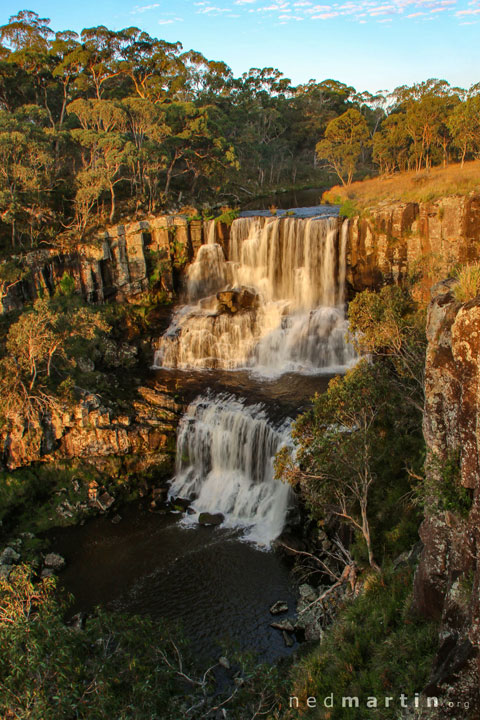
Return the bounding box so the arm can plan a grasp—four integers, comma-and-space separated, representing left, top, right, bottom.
0, 294, 110, 427
316, 108, 371, 186
277, 359, 424, 568
57, 271, 76, 297
0, 565, 186, 720
215, 207, 239, 225
348, 285, 426, 409
419, 449, 473, 518
0, 461, 98, 535
339, 197, 359, 217
287, 567, 438, 719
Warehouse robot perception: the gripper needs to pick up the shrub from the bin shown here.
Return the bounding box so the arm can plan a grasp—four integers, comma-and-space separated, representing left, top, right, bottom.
0, 565, 187, 720
215, 207, 239, 225
287, 567, 438, 719
453, 262, 480, 302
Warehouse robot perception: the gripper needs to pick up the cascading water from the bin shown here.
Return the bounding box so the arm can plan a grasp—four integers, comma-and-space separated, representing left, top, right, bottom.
157, 212, 357, 545
170, 393, 292, 546
154, 215, 356, 375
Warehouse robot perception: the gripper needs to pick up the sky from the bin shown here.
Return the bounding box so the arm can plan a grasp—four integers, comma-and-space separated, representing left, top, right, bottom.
1, 0, 479, 93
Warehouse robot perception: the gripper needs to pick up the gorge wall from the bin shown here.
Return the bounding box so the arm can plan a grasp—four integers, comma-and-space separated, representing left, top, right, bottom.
414, 280, 480, 713
1, 380, 182, 473
2, 215, 206, 312
345, 192, 480, 296
4, 190, 480, 313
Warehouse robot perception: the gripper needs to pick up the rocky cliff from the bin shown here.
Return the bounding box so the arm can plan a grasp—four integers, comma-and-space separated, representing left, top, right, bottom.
345, 193, 480, 297
414, 280, 480, 714
1, 380, 182, 474
2, 215, 207, 312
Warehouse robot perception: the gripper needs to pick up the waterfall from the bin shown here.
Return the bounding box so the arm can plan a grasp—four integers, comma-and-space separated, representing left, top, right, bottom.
170, 393, 292, 546
154, 215, 356, 375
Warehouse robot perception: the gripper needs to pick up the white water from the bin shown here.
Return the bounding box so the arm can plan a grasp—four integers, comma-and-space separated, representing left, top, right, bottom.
154, 216, 356, 376
170, 394, 292, 546
159, 213, 356, 545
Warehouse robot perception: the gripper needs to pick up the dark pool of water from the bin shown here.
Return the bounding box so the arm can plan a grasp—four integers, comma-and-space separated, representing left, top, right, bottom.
153, 368, 334, 423
50, 504, 299, 663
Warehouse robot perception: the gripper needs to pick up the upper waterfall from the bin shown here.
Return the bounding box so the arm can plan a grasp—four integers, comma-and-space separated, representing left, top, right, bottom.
154, 215, 356, 377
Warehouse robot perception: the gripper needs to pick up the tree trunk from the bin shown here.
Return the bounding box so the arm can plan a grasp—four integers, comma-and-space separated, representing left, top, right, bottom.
109, 182, 116, 223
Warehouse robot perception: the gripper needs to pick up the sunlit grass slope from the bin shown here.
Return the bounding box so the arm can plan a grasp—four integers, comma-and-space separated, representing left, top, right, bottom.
323, 160, 480, 211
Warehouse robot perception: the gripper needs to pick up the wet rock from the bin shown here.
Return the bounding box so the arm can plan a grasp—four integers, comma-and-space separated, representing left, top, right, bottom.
111, 514, 122, 524
216, 287, 259, 314
44, 553, 66, 571
171, 497, 191, 512
269, 600, 288, 615
0, 565, 12, 579
96, 492, 115, 511
271, 619, 295, 632
0, 547, 20, 565
283, 630, 294, 647
198, 512, 224, 526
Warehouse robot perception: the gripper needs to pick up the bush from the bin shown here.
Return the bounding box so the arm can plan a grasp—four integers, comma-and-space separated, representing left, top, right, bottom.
215, 207, 239, 225
453, 262, 480, 302
287, 567, 438, 719
0, 565, 188, 720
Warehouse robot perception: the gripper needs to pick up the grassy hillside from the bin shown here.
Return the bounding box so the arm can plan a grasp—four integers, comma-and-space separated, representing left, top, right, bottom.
323, 160, 480, 211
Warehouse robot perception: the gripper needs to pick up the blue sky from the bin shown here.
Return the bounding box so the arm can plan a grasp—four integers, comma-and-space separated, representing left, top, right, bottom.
1, 0, 479, 92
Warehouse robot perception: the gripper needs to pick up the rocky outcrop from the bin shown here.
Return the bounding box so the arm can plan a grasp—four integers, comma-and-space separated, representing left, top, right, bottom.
216, 287, 259, 314
346, 193, 480, 298
414, 280, 480, 713
2, 215, 207, 312
0, 382, 183, 472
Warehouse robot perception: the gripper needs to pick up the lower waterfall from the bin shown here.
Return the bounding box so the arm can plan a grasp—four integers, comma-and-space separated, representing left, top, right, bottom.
169, 394, 292, 546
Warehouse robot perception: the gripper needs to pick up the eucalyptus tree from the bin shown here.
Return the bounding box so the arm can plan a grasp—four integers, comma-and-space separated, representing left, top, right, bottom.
316, 108, 370, 185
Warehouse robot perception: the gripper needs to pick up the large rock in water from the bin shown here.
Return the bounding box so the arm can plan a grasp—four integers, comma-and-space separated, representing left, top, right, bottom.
198, 512, 224, 526
216, 287, 259, 314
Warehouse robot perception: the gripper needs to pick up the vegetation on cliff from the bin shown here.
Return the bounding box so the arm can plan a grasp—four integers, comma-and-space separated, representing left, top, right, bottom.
275, 284, 438, 712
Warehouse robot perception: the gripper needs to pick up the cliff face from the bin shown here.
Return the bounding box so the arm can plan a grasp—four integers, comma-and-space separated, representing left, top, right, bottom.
3, 215, 206, 311
1, 381, 182, 474
414, 280, 480, 712
346, 193, 480, 297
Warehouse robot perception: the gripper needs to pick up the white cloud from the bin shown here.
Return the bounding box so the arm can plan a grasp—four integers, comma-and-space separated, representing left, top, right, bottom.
131, 3, 160, 13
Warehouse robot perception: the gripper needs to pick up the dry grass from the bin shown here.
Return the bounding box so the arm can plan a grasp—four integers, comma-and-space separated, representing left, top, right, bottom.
323, 160, 480, 211
453, 262, 480, 302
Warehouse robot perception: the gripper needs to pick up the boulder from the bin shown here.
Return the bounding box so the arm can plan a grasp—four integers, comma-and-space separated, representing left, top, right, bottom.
44, 553, 66, 571
269, 600, 288, 615
96, 491, 115, 511
198, 512, 224, 526
216, 287, 259, 314
0, 547, 20, 565
171, 497, 191, 512
271, 619, 294, 632
77, 357, 95, 373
